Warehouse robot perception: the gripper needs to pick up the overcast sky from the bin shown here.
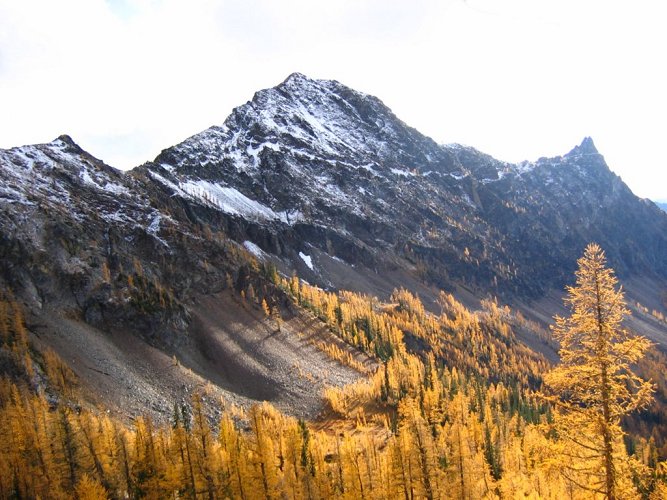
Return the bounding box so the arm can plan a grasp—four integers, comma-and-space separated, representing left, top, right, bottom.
1, 0, 666, 200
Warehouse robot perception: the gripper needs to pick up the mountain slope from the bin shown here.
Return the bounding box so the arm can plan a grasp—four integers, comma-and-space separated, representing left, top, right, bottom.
145, 73, 667, 303
1, 73, 666, 422
0, 135, 369, 421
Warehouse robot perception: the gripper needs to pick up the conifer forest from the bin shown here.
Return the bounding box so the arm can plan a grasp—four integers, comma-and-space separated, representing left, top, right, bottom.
1, 244, 666, 499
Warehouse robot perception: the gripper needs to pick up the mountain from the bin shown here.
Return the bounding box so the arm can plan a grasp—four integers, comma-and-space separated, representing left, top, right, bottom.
145, 73, 667, 301
1, 73, 667, 422
3, 74, 667, 498
657, 201, 667, 213
0, 133, 368, 420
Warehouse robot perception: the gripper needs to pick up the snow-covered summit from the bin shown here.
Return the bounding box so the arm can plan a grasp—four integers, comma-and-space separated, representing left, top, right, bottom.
156, 72, 452, 175
1, 136, 120, 206
0, 135, 164, 232
138, 74, 662, 298
148, 73, 473, 230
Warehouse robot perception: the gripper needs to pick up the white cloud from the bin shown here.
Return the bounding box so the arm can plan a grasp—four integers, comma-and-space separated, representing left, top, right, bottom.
0, 0, 665, 199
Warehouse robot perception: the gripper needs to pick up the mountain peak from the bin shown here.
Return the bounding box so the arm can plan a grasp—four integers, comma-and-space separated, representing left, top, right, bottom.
277, 72, 324, 93
566, 136, 598, 157
53, 134, 84, 154
282, 72, 310, 84
56, 134, 76, 145
273, 72, 353, 104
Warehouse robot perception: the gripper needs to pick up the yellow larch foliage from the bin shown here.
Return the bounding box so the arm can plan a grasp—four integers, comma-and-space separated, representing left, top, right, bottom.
544, 243, 655, 499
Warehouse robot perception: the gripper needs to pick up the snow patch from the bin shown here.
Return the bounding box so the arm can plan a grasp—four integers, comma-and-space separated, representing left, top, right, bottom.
243, 241, 266, 260
147, 170, 187, 197
513, 161, 537, 175
299, 251, 314, 271
358, 163, 379, 175
331, 255, 347, 265
145, 213, 170, 247
153, 174, 302, 226
147, 214, 161, 234
277, 209, 304, 225
101, 210, 131, 224
390, 168, 414, 177
80, 168, 130, 196
247, 141, 281, 167
181, 180, 280, 222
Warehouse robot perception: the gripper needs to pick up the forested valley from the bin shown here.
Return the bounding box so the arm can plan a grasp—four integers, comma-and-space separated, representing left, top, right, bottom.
1, 244, 666, 499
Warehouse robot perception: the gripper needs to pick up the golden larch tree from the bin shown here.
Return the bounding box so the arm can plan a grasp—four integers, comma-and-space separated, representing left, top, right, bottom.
544, 243, 654, 499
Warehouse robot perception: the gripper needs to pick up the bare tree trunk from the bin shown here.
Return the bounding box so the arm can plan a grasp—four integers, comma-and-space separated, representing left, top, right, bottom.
601, 365, 615, 500
595, 273, 616, 500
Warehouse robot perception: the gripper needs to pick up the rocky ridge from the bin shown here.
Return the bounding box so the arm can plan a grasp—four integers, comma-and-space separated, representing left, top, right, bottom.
145, 73, 667, 299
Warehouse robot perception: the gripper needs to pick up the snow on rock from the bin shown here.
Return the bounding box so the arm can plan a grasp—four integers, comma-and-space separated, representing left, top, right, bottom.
390, 168, 414, 178
0, 137, 164, 232
150, 171, 305, 226
143, 213, 171, 247
149, 73, 482, 235
330, 255, 348, 265
181, 180, 281, 222
144, 74, 651, 299
277, 209, 304, 225
243, 241, 267, 260
246, 141, 281, 167
512, 161, 538, 175
147, 170, 188, 197
79, 167, 130, 196
299, 251, 314, 271
147, 214, 161, 234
